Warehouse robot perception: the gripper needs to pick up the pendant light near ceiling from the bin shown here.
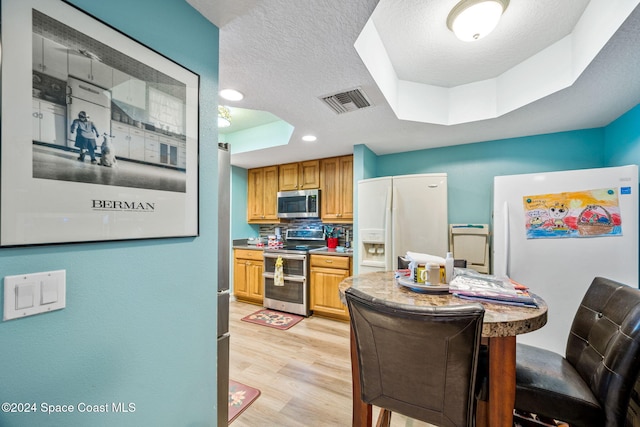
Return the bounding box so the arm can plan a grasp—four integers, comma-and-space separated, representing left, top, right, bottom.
218, 105, 231, 128
447, 0, 509, 42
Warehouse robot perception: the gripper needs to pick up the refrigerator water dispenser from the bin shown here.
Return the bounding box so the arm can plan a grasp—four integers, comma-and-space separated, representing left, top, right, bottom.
360, 229, 387, 270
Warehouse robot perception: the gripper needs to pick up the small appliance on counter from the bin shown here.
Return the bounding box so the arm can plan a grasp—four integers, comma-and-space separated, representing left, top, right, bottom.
247, 237, 264, 246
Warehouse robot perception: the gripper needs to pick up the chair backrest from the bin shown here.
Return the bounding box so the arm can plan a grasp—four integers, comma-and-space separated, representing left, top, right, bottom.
566, 277, 640, 426
345, 287, 485, 427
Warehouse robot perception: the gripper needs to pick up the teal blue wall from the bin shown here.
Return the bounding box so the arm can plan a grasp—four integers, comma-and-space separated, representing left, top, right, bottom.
227, 120, 294, 154
604, 103, 640, 167
0, 2, 220, 427
231, 166, 258, 240
362, 128, 605, 224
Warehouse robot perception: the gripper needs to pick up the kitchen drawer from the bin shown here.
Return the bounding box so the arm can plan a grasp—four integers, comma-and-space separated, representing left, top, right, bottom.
144, 131, 159, 141
235, 249, 263, 261
310, 254, 350, 270
145, 150, 159, 162
145, 139, 159, 150
158, 134, 179, 145
112, 122, 131, 133
131, 128, 145, 138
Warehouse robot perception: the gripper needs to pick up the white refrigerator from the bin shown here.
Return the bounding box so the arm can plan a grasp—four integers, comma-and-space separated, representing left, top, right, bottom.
66, 76, 111, 149
493, 165, 638, 354
357, 174, 448, 273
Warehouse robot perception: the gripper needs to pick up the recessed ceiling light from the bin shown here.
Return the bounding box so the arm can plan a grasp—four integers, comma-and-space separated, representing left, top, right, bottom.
219, 89, 244, 101
302, 135, 317, 142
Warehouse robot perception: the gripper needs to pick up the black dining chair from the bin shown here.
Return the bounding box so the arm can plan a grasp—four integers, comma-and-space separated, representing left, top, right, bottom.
515, 277, 640, 427
345, 286, 486, 427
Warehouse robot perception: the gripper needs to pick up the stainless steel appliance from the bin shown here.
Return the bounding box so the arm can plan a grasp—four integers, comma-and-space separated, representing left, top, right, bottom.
217, 143, 230, 426
66, 76, 111, 149
276, 189, 320, 219
263, 227, 326, 316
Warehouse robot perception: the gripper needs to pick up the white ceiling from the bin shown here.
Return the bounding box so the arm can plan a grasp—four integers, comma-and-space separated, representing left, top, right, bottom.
186, 0, 640, 169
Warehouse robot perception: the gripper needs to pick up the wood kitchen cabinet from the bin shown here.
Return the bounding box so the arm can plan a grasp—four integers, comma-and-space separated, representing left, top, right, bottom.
310, 254, 351, 321
320, 155, 353, 223
247, 166, 282, 223
278, 160, 320, 191
233, 249, 264, 305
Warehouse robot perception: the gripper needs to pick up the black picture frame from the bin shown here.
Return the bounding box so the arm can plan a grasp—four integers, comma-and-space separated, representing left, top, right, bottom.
1, 0, 200, 246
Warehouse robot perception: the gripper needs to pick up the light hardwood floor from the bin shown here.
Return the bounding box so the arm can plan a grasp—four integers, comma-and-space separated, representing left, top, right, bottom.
229, 300, 434, 427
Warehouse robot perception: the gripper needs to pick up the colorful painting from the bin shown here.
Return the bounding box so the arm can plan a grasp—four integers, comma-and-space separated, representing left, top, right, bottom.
523, 188, 622, 239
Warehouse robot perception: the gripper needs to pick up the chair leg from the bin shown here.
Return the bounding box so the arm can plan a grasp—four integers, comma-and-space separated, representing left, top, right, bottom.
375, 408, 391, 427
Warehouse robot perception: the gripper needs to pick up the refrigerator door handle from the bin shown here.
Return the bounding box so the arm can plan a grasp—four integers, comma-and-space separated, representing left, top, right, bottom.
502, 201, 510, 277
387, 184, 394, 269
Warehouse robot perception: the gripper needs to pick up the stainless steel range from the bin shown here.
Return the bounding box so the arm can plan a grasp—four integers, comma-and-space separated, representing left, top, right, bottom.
262, 227, 326, 316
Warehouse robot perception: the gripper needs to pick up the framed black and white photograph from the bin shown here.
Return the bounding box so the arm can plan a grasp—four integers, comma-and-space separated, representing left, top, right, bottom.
1, 0, 199, 246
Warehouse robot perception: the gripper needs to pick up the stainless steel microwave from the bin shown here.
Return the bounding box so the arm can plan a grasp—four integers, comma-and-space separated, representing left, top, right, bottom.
277, 189, 320, 218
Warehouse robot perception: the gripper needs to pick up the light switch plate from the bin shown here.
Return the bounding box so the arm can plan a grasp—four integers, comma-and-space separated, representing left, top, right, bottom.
3, 270, 66, 321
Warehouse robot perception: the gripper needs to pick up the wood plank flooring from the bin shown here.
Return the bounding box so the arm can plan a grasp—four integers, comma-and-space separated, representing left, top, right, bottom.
229, 300, 434, 427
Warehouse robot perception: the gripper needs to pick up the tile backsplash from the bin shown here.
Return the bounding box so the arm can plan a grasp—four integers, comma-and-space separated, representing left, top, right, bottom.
259, 220, 353, 247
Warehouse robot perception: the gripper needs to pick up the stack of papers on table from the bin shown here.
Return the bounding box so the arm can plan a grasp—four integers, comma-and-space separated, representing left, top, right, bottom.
449, 269, 538, 307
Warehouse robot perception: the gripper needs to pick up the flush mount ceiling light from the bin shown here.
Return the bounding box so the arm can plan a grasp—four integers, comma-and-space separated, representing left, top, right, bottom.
302, 135, 317, 142
219, 89, 244, 102
447, 0, 509, 42
218, 105, 231, 128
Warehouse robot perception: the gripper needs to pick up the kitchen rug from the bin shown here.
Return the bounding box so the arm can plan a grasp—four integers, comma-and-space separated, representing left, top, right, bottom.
229, 380, 261, 424
241, 309, 304, 330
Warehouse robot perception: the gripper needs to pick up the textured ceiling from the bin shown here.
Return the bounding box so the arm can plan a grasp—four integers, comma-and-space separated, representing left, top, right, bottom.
187, 0, 640, 169
372, 0, 589, 87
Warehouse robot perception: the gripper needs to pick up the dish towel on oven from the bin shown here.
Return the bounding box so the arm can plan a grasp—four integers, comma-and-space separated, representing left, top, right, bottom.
274, 256, 285, 286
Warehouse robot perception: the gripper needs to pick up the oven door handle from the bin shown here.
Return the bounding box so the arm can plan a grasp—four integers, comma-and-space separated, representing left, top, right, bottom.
263, 272, 306, 282
263, 253, 307, 261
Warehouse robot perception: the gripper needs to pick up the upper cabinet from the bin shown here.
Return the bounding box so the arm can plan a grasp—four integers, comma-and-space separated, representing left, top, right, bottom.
32, 34, 68, 81
247, 166, 281, 223
278, 160, 320, 191
112, 69, 147, 110
68, 51, 113, 89
320, 155, 353, 223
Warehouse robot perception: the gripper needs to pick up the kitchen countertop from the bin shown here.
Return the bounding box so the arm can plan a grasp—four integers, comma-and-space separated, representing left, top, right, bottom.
232, 242, 353, 257
338, 271, 547, 337
309, 247, 353, 257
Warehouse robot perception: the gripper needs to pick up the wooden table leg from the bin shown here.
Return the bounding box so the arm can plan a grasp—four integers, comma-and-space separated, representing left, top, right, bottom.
488, 336, 516, 427
351, 325, 372, 427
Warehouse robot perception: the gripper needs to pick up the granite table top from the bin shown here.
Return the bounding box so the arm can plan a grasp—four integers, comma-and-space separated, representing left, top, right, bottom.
338, 271, 548, 338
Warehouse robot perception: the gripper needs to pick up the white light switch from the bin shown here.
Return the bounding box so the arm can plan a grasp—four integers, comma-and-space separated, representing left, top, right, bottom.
3, 270, 66, 321
15, 283, 35, 309
41, 279, 58, 305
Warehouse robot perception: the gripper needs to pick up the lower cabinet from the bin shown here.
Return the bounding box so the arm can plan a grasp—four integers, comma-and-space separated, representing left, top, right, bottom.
33, 99, 67, 146
233, 249, 264, 305
310, 254, 351, 321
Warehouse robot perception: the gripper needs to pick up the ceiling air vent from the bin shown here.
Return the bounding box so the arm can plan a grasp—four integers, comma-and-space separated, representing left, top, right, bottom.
320, 87, 372, 114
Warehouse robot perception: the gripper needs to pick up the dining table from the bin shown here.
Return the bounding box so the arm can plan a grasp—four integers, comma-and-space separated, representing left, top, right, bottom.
338, 271, 548, 427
